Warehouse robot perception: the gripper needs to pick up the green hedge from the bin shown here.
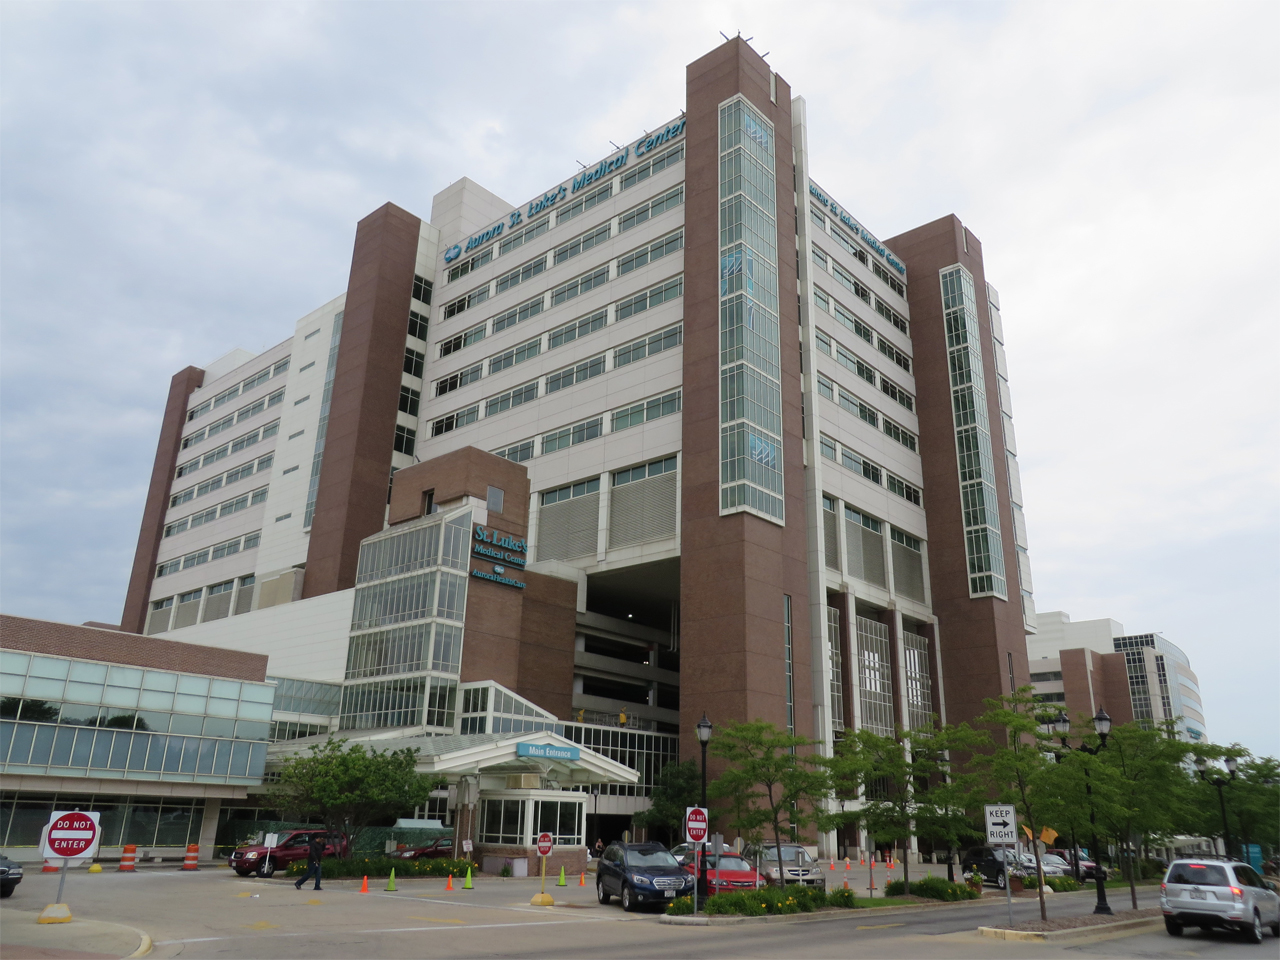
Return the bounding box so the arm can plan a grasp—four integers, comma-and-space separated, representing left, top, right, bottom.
667, 884, 858, 916
883, 876, 980, 901
285, 856, 476, 879
1044, 876, 1081, 893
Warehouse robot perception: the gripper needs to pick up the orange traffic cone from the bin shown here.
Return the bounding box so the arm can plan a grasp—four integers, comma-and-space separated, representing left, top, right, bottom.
118, 845, 137, 872
446, 874, 454, 891
41, 858, 59, 873
860, 856, 865, 866
845, 858, 851, 871
844, 877, 850, 890
360, 876, 368, 894
579, 872, 585, 886
829, 860, 835, 871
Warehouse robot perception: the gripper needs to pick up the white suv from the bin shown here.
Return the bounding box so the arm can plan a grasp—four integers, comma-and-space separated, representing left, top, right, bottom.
1161, 858, 1280, 943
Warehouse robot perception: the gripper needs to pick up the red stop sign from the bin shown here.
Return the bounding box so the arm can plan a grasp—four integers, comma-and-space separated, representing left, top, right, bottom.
685, 807, 708, 843
46, 812, 98, 858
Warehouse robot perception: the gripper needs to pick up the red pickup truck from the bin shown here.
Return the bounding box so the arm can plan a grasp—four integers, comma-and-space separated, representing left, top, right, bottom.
228, 829, 348, 878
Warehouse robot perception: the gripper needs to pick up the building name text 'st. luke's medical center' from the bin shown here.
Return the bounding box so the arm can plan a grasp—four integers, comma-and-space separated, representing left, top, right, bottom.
807, 183, 906, 276
473, 524, 527, 567
443, 119, 687, 264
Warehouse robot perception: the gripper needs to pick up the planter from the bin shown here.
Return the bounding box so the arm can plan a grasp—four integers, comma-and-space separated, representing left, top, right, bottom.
1008, 876, 1025, 893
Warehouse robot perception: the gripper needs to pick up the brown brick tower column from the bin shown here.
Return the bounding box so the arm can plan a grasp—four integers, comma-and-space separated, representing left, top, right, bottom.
885, 216, 1031, 731
304, 203, 422, 597
680, 39, 812, 761
120, 366, 206, 634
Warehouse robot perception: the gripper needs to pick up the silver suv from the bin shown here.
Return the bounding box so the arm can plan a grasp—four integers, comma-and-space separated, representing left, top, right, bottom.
746, 844, 825, 887
1161, 858, 1280, 942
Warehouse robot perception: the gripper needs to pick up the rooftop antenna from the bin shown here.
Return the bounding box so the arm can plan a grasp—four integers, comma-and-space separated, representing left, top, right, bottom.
719, 31, 730, 41
608, 140, 621, 150
575, 160, 587, 169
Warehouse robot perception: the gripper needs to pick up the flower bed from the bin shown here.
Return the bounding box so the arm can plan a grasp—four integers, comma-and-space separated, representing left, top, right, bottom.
286, 856, 476, 879
884, 876, 980, 901
666, 885, 859, 916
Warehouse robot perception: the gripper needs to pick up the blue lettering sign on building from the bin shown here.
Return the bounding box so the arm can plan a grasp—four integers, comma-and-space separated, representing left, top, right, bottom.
635, 118, 687, 157
473, 524, 528, 567
807, 182, 906, 276
517, 742, 580, 761
572, 150, 629, 193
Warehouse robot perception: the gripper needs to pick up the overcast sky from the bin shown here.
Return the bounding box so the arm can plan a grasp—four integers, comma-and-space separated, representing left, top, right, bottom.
2, 2, 1276, 757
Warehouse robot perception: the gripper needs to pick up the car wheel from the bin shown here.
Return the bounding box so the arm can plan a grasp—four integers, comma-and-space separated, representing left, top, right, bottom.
0, 884, 14, 899
620, 884, 636, 912
256, 859, 276, 879
1244, 911, 1263, 944
996, 871, 1006, 890
234, 869, 254, 877
1164, 918, 1182, 937
597, 879, 611, 905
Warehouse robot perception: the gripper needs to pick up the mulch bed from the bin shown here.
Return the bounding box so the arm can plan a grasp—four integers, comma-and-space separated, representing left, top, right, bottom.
1000, 907, 1161, 933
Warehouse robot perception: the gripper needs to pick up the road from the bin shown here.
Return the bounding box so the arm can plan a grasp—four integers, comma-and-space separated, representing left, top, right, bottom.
1, 866, 1276, 959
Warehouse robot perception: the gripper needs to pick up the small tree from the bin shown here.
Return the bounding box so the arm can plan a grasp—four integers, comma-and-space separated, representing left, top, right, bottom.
268, 737, 442, 857
708, 721, 830, 875
631, 760, 700, 846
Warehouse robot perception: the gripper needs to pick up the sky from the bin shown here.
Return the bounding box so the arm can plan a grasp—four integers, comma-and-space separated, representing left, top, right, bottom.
2, 2, 1276, 757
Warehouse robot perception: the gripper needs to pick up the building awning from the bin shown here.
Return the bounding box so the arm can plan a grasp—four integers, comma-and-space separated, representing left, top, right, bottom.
267, 729, 639, 786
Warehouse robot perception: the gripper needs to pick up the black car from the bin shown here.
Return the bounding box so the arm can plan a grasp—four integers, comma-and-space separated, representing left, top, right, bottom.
961, 846, 1021, 889
596, 842, 695, 911
0, 853, 23, 898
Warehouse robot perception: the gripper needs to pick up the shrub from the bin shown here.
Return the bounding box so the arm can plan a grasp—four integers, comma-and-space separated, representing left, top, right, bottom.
682, 884, 856, 916
1044, 876, 1081, 893
286, 856, 476, 879
884, 876, 979, 901
665, 895, 694, 915
826, 887, 858, 908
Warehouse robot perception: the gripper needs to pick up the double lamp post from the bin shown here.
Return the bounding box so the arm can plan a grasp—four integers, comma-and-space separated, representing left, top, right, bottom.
1195, 755, 1237, 859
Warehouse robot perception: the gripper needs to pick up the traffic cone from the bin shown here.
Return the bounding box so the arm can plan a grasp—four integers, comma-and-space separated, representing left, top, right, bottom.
41, 859, 59, 873
463, 867, 473, 890
579, 872, 585, 886
118, 845, 137, 872
844, 877, 849, 890
445, 874, 454, 891
360, 875, 368, 894
557, 866, 567, 887
845, 858, 851, 871
386, 869, 397, 892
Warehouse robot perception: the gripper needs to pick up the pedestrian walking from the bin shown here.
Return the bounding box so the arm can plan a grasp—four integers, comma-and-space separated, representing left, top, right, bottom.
593, 839, 604, 860
294, 834, 325, 891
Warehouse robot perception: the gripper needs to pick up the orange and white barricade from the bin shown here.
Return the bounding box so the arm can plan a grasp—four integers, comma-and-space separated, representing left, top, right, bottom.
182, 843, 199, 870
118, 844, 137, 871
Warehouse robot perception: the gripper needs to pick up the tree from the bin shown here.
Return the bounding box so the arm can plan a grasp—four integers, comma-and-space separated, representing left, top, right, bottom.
1228, 755, 1280, 860
631, 760, 700, 846
708, 721, 830, 875
267, 737, 442, 857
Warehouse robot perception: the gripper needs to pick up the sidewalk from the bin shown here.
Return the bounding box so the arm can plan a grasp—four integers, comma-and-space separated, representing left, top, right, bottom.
0, 914, 150, 960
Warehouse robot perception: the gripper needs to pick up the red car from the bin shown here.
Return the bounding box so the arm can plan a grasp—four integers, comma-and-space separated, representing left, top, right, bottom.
397, 837, 456, 860
1047, 849, 1106, 881
683, 853, 763, 894
228, 829, 347, 878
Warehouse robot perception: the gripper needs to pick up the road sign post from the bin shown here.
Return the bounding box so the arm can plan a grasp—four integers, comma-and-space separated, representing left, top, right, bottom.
685, 807, 708, 914
531, 832, 554, 906
985, 804, 1017, 927
39, 810, 100, 923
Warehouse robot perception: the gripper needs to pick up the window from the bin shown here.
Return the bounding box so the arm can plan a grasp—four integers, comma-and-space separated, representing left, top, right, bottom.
412, 275, 433, 305
890, 527, 921, 551
839, 444, 882, 485
156, 531, 261, 577
398, 386, 420, 417
819, 435, 837, 461
886, 474, 922, 506
499, 217, 549, 256
612, 390, 681, 431
488, 338, 541, 374
621, 142, 683, 190
620, 184, 683, 232
541, 417, 602, 454
407, 310, 428, 341
845, 505, 881, 533
435, 364, 482, 397
446, 248, 492, 283
831, 259, 870, 304
880, 377, 913, 412
615, 275, 682, 320
541, 476, 600, 504
182, 389, 283, 449
557, 183, 611, 225
404, 348, 425, 378
613, 455, 676, 485
555, 223, 610, 265
169, 452, 274, 507
883, 418, 918, 452
490, 295, 544, 334
494, 256, 545, 294
187, 357, 290, 422
816, 287, 873, 344
551, 265, 609, 306
393, 425, 416, 456
546, 355, 604, 393
810, 207, 826, 230
837, 386, 878, 427
486, 485, 504, 513
878, 337, 911, 372
816, 374, 834, 401
431, 405, 478, 437
618, 229, 683, 275
831, 227, 868, 265
873, 262, 906, 297
614, 324, 682, 367
875, 297, 909, 335
835, 341, 876, 385
548, 309, 606, 349
494, 439, 533, 463
485, 381, 538, 416
438, 323, 486, 357
1030, 671, 1063, 682
442, 284, 489, 320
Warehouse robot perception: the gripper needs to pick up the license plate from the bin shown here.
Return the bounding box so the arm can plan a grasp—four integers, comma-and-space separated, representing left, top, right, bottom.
664, 889, 675, 898
1190, 889, 1207, 900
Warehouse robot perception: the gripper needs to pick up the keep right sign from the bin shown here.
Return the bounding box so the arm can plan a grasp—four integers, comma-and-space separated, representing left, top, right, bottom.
985, 804, 1018, 844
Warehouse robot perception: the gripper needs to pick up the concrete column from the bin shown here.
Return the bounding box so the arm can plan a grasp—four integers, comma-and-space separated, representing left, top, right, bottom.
198, 797, 222, 860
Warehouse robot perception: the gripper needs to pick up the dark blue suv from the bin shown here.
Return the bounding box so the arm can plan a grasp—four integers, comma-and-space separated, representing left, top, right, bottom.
596, 842, 695, 911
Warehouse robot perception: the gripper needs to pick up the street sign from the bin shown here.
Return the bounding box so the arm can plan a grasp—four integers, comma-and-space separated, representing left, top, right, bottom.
685, 807, 708, 844
984, 804, 1017, 845
462, 839, 473, 853
42, 811, 100, 860
536, 832, 553, 857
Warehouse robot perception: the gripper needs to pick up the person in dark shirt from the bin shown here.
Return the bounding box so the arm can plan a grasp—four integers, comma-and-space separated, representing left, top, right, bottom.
294, 835, 325, 891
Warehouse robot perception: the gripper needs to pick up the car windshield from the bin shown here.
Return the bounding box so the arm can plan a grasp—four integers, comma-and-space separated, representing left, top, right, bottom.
760, 847, 810, 863
1168, 863, 1229, 886
1041, 855, 1069, 867
710, 856, 752, 872
626, 849, 679, 869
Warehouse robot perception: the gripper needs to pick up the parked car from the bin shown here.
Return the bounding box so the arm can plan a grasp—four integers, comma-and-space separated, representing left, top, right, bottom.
962, 846, 1024, 889
669, 841, 732, 866
747, 843, 826, 887
0, 853, 23, 898
684, 853, 762, 894
227, 829, 347, 878
397, 837, 455, 860
1047, 848, 1105, 880
596, 842, 695, 912
1162, 858, 1280, 942
1020, 853, 1064, 877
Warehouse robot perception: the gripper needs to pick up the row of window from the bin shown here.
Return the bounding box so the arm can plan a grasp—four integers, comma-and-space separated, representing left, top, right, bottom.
812, 285, 909, 374
186, 358, 290, 423
169, 452, 273, 509
540, 452, 675, 507
148, 574, 256, 632
814, 328, 914, 412
164, 486, 268, 538
818, 433, 922, 507
810, 211, 906, 305
175, 420, 279, 479
181, 388, 284, 450
812, 247, 910, 340
816, 373, 919, 453
155, 531, 260, 578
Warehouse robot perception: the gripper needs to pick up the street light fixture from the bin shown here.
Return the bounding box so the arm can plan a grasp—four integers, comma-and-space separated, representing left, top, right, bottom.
1196, 756, 1237, 859
1043, 708, 1113, 915
696, 714, 712, 899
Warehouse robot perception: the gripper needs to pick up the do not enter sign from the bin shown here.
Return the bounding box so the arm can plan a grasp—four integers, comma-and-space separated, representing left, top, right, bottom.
42, 811, 101, 860
685, 807, 708, 844
536, 832, 553, 857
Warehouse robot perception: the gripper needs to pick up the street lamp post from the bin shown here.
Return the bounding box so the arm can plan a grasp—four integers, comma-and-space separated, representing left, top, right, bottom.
696, 714, 713, 900
1042, 708, 1113, 915
1195, 756, 1237, 859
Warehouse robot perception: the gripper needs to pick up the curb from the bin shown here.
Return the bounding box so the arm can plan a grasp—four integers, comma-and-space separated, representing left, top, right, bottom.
658, 896, 996, 927
126, 927, 154, 958
977, 916, 1163, 943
